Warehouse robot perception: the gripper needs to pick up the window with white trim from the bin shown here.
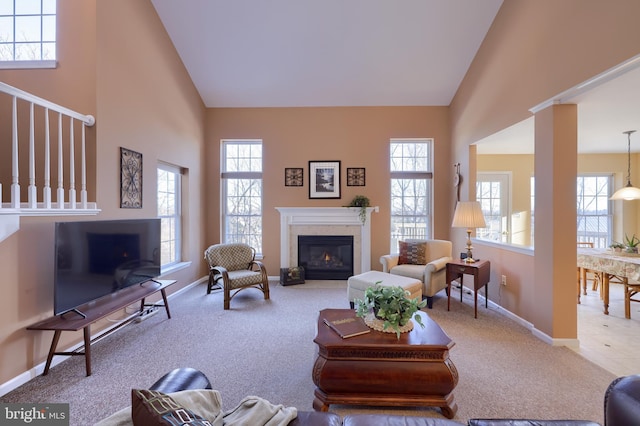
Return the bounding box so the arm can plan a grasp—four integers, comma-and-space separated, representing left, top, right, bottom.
577, 174, 612, 248
529, 174, 613, 248
476, 173, 510, 243
221, 140, 263, 253
0, 0, 56, 63
389, 139, 433, 252
157, 164, 182, 267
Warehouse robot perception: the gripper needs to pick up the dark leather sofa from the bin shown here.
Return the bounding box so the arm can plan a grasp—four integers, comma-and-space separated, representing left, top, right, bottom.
150, 368, 639, 426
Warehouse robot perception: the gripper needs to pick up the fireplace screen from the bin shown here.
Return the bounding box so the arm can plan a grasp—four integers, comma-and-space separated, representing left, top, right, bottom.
298, 235, 354, 280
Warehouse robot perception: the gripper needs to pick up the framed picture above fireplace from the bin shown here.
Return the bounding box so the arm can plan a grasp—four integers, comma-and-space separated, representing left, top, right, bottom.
309, 161, 341, 199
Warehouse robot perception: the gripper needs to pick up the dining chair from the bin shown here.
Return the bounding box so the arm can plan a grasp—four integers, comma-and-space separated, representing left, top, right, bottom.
577, 242, 600, 300
624, 281, 640, 319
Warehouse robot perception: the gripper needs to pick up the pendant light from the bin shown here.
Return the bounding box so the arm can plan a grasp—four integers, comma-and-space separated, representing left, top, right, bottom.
610, 130, 640, 201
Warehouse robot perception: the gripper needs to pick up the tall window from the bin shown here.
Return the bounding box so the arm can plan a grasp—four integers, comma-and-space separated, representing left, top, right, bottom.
529, 175, 613, 248
389, 139, 433, 252
157, 164, 182, 267
577, 175, 612, 248
221, 140, 263, 253
0, 0, 56, 63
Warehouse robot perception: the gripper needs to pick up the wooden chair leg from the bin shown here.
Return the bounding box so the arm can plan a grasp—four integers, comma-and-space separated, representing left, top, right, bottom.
224, 285, 231, 310
577, 268, 581, 304
625, 283, 631, 319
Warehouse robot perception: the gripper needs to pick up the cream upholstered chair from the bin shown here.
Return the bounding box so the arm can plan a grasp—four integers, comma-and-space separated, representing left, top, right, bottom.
380, 239, 453, 309
204, 243, 270, 310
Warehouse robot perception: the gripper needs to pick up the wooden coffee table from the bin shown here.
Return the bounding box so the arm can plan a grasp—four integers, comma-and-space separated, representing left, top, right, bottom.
312, 308, 458, 418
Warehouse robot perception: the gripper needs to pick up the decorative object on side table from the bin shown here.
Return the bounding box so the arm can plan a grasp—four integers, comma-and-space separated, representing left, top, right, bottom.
284, 168, 303, 187
347, 194, 370, 224
346, 167, 365, 186
354, 283, 427, 339
279, 266, 305, 286
451, 201, 486, 263
120, 147, 142, 208
309, 161, 341, 199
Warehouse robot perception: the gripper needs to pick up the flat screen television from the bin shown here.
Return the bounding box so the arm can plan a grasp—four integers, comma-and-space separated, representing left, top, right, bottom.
54, 218, 161, 317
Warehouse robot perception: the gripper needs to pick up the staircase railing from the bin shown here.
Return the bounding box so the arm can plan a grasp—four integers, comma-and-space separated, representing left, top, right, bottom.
0, 81, 99, 215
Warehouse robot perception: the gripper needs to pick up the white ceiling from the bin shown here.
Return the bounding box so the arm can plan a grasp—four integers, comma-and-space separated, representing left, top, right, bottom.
476, 59, 640, 155
150, 0, 503, 107
150, 0, 640, 155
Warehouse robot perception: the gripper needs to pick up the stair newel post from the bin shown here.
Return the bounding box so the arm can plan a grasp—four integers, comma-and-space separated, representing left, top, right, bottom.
80, 123, 87, 209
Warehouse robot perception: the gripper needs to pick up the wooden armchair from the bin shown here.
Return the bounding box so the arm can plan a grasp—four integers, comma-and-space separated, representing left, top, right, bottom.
204, 243, 270, 310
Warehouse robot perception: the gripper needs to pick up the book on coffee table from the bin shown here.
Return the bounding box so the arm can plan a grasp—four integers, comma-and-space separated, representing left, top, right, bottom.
323, 316, 371, 339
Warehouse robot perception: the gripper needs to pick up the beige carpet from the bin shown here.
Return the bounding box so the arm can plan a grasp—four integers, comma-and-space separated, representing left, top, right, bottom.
1, 280, 615, 425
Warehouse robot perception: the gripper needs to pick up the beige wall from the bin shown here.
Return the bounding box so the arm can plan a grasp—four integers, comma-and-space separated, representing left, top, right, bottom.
451, 0, 640, 338
205, 107, 451, 274
0, 0, 206, 386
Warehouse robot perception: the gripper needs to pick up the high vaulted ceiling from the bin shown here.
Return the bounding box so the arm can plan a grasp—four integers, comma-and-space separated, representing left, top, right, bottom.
150, 0, 503, 108
150, 1, 640, 155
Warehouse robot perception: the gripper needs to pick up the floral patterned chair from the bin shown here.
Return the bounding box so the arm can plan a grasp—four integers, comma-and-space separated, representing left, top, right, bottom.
204, 243, 270, 310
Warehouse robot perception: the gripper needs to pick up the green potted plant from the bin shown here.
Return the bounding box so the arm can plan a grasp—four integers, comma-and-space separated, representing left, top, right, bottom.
354, 283, 427, 339
347, 195, 370, 224
624, 234, 639, 253
609, 241, 625, 252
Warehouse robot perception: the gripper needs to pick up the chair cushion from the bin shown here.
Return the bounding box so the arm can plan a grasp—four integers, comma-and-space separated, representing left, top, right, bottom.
390, 264, 425, 281
226, 270, 265, 289
398, 241, 427, 265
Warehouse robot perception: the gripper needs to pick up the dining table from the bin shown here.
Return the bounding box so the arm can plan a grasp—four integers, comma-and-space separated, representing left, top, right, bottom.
577, 247, 640, 315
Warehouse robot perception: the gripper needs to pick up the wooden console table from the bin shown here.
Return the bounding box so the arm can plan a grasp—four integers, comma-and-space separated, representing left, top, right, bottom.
312, 308, 458, 418
27, 279, 175, 376
446, 259, 491, 318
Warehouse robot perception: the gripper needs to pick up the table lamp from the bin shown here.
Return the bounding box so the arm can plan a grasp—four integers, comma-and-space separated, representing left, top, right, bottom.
451, 201, 486, 263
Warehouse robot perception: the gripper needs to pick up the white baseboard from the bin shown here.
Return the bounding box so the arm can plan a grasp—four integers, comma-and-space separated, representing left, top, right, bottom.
0, 277, 205, 397
468, 286, 579, 349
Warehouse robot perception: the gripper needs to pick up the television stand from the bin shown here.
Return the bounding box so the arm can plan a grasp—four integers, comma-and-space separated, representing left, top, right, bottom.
61, 309, 87, 319
27, 279, 175, 376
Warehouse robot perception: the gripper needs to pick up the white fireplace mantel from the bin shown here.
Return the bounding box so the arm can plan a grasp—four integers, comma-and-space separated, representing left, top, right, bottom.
276, 206, 379, 275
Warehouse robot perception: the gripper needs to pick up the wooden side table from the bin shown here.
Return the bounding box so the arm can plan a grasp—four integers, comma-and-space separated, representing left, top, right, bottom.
446, 259, 490, 318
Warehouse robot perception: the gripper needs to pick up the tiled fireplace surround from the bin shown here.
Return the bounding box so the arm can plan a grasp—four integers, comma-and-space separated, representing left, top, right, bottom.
276, 207, 379, 277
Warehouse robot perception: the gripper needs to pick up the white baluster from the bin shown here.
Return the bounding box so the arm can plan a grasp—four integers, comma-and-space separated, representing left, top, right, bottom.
44, 108, 51, 208
68, 118, 76, 209
28, 103, 37, 208
57, 113, 64, 209
11, 96, 20, 209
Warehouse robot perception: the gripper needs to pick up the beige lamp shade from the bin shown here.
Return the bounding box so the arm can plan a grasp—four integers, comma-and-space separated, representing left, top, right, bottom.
451, 201, 486, 263
451, 201, 486, 229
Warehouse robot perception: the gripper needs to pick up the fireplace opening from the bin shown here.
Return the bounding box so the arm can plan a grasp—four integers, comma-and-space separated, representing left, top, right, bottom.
298, 235, 354, 280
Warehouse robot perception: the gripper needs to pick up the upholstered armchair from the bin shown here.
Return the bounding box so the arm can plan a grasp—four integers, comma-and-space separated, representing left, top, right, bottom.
204, 243, 270, 310
380, 239, 453, 309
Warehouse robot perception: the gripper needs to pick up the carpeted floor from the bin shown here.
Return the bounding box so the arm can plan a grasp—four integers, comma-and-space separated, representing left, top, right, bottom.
1, 280, 616, 425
